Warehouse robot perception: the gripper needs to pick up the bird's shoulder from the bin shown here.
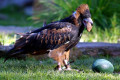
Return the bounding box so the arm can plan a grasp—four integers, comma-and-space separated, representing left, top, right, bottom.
14, 22, 78, 50
29, 22, 78, 34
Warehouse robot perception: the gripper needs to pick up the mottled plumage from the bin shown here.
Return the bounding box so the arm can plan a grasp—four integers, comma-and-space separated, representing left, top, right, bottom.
5, 4, 93, 71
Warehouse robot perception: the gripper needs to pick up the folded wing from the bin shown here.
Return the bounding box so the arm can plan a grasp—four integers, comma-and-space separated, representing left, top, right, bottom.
13, 22, 76, 55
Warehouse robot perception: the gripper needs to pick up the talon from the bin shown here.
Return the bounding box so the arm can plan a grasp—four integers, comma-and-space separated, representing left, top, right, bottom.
66, 65, 71, 70
58, 68, 62, 71
66, 67, 72, 70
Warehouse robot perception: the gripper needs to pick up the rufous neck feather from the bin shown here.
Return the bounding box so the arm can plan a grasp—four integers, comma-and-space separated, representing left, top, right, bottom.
72, 4, 89, 26
73, 4, 89, 19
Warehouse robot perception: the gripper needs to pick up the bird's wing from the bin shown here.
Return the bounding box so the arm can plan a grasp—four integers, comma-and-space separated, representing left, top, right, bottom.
14, 22, 76, 54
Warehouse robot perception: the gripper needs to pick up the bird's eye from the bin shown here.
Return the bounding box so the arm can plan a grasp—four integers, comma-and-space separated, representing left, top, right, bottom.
83, 20, 87, 24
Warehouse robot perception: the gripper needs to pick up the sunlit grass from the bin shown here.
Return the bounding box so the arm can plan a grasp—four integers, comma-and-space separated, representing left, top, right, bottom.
38, 0, 120, 29
0, 57, 120, 80
0, 1, 120, 45
0, 33, 16, 45
0, 23, 119, 46
81, 14, 120, 43
81, 25, 120, 43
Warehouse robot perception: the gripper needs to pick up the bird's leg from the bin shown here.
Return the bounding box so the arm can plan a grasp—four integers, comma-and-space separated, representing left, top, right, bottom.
63, 59, 80, 72
63, 50, 80, 72
54, 55, 63, 71
57, 62, 62, 71
64, 59, 71, 70
63, 50, 71, 70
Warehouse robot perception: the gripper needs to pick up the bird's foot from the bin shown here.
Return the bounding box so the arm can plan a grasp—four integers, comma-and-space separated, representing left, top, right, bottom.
64, 67, 72, 71
62, 65, 72, 70
58, 68, 62, 71
63, 66, 82, 72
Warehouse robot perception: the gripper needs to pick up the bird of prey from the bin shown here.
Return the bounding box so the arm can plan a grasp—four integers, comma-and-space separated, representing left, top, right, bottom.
5, 4, 93, 71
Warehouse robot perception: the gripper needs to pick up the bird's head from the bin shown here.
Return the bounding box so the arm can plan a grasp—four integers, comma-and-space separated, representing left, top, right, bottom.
73, 4, 93, 32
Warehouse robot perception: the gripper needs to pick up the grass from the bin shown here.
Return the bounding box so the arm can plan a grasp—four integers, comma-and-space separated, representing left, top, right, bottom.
0, 21, 119, 45
81, 24, 120, 43
0, 2, 119, 80
0, 1, 120, 80
0, 5, 42, 27
0, 14, 120, 45
0, 1, 119, 44
0, 33, 16, 45
38, 0, 120, 29
0, 56, 120, 80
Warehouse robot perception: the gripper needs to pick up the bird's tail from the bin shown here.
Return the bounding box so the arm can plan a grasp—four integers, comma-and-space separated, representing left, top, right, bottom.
4, 47, 24, 62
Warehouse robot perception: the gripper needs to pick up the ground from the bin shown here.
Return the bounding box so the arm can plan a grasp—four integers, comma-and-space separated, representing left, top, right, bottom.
0, 56, 120, 80
0, 25, 34, 34
0, 1, 120, 80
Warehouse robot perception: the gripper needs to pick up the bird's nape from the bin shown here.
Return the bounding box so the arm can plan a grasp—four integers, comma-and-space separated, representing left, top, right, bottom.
4, 4, 93, 71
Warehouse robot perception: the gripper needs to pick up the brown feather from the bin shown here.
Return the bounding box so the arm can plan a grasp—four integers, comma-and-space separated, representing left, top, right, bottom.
48, 44, 69, 66
5, 4, 93, 70
77, 4, 89, 14
72, 4, 90, 26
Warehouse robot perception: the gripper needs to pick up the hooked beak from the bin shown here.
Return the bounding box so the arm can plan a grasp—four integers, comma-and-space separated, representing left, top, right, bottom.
83, 18, 93, 32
